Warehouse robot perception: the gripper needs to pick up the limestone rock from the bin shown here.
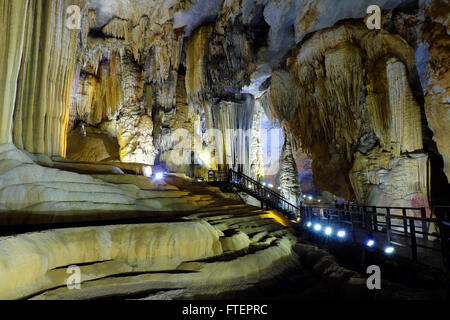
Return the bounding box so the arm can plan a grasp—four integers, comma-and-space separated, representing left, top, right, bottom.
66, 125, 120, 162
270, 23, 425, 201
1, 0, 81, 158
420, 3, 450, 181
0, 220, 223, 300
0, 144, 214, 223
220, 231, 251, 252
280, 128, 300, 205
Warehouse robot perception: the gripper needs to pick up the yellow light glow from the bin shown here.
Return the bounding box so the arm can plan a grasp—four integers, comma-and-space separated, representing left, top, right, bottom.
260, 211, 290, 227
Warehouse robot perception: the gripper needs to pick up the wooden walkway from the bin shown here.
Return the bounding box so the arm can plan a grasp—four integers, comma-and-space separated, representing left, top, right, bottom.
208, 169, 450, 270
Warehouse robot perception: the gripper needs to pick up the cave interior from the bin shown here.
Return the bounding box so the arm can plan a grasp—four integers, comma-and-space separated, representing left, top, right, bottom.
0, 0, 449, 300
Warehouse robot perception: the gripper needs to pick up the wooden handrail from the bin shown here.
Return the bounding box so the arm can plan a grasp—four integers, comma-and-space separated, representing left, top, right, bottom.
208, 169, 450, 269
209, 169, 303, 218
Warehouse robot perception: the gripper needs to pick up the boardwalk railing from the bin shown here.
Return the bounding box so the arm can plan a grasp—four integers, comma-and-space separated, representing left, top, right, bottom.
208, 169, 302, 220
208, 169, 450, 269
321, 206, 443, 259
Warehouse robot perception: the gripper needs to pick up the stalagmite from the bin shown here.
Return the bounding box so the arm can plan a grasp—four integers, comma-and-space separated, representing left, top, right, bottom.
280, 129, 300, 205
250, 99, 265, 179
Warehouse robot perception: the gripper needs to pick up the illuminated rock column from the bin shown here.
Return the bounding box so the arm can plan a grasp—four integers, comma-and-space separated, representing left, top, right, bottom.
0, 0, 30, 144
12, 0, 81, 157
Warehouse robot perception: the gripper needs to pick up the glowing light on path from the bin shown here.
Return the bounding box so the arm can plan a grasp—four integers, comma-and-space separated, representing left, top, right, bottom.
337, 230, 346, 238
385, 246, 395, 254
154, 172, 164, 181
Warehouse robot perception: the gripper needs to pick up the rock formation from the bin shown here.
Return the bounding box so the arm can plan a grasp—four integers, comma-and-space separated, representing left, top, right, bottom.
0, 0, 449, 301
280, 127, 300, 205
1, 0, 81, 157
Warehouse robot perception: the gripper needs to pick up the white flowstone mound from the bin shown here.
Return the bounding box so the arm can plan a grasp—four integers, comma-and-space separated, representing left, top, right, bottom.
0, 144, 213, 222
0, 143, 299, 300
0, 221, 223, 300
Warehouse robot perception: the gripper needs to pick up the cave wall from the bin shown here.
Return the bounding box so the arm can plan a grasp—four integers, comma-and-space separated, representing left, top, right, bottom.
268, 22, 434, 210
420, 0, 450, 182
0, 0, 29, 145
1, 0, 448, 208
1, 0, 81, 157
69, 13, 184, 165
184, 17, 263, 177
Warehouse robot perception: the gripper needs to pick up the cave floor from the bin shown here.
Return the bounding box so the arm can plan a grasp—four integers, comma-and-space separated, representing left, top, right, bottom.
0, 148, 448, 300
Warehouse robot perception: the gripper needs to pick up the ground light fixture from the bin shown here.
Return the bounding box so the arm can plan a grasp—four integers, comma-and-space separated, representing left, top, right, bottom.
154, 172, 164, 181
308, 196, 313, 200
366, 239, 375, 247
314, 224, 322, 231
324, 227, 333, 236
306, 222, 312, 228
337, 230, 346, 238
384, 246, 395, 254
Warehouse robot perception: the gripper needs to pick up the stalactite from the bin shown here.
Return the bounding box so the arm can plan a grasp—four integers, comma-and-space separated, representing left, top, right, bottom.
185, 24, 214, 110
146, 22, 184, 156
0, 0, 30, 145
157, 74, 197, 173
211, 96, 254, 175
366, 58, 391, 150
73, 52, 123, 126
183, 16, 262, 175
102, 17, 131, 41
269, 23, 424, 201
11, 0, 81, 157
386, 57, 423, 155
116, 51, 155, 165
70, 11, 185, 165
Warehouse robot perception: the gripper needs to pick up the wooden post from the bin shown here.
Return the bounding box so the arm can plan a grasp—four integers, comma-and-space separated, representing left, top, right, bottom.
386, 208, 392, 243
402, 208, 408, 236
410, 219, 418, 261
350, 212, 356, 242
366, 207, 373, 237
373, 206, 378, 232
439, 221, 449, 271
421, 208, 429, 241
